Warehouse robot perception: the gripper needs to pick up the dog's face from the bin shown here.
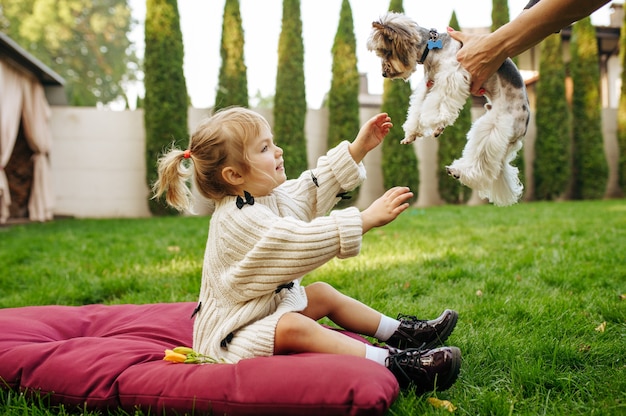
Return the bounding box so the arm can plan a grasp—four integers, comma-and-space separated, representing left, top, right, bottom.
367, 12, 422, 80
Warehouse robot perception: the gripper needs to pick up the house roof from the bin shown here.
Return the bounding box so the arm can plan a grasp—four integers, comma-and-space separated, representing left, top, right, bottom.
560, 25, 621, 57
0, 32, 65, 86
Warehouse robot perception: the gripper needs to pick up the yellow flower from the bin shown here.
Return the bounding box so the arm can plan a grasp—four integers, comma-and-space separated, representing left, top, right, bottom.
163, 346, 223, 364
172, 346, 195, 355
163, 349, 187, 363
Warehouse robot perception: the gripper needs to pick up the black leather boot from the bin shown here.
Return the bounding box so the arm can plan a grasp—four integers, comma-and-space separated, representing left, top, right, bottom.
386, 309, 458, 350
385, 346, 462, 392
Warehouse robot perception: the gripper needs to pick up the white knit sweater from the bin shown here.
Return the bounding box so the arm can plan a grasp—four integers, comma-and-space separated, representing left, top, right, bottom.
192, 141, 366, 363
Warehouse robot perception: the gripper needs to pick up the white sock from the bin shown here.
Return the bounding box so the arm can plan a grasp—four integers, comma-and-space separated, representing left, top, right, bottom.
373, 314, 400, 342
365, 344, 390, 366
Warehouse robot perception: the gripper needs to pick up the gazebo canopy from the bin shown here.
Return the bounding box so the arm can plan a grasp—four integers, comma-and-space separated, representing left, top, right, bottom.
0, 32, 65, 223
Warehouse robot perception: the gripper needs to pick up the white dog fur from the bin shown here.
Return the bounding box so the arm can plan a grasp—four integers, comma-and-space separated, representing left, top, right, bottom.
367, 12, 530, 206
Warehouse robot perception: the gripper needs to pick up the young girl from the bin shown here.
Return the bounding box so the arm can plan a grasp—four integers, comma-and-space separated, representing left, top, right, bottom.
153, 107, 461, 392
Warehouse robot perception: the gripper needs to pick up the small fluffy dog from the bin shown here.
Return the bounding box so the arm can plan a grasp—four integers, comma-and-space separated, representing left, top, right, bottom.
367, 12, 530, 206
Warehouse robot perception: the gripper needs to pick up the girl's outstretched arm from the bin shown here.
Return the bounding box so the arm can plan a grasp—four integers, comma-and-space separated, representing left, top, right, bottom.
348, 113, 392, 164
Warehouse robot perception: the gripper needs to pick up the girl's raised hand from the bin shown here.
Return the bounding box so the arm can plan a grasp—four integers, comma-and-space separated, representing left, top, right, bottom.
349, 113, 393, 164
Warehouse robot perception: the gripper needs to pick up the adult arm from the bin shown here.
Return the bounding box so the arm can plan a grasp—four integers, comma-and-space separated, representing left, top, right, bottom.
449, 0, 610, 94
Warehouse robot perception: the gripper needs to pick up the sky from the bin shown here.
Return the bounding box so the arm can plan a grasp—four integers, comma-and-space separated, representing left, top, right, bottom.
127, 0, 617, 109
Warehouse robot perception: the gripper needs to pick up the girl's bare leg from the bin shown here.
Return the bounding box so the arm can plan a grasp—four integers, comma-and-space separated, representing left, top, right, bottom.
302, 281, 383, 336
274, 282, 391, 356
274, 312, 367, 356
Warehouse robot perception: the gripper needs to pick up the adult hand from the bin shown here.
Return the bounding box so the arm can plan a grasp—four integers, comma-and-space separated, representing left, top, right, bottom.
448, 0, 610, 95
448, 28, 507, 95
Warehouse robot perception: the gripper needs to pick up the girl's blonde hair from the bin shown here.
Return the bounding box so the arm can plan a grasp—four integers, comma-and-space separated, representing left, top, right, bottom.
152, 107, 270, 212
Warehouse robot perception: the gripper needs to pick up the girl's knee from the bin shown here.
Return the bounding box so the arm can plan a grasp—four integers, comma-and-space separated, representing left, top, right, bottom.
303, 282, 346, 321
305, 281, 338, 299
277, 312, 315, 336
275, 312, 322, 353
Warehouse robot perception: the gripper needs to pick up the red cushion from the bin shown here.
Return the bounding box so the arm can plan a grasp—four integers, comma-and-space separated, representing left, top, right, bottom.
0, 302, 398, 415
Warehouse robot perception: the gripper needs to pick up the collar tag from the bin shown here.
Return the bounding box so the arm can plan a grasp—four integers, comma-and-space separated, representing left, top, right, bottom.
418, 29, 442, 64
427, 29, 442, 50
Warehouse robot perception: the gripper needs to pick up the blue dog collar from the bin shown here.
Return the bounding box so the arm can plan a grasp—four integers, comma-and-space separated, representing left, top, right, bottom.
418, 29, 442, 64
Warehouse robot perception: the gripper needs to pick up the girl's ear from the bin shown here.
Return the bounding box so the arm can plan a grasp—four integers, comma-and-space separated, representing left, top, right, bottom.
221, 166, 245, 186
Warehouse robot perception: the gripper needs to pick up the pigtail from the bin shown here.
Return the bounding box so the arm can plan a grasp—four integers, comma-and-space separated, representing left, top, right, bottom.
152, 146, 194, 213
152, 107, 271, 212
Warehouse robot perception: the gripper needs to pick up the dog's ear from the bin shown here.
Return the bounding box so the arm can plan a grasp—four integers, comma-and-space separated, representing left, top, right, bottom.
369, 20, 400, 53
371, 20, 397, 42
372, 21, 385, 30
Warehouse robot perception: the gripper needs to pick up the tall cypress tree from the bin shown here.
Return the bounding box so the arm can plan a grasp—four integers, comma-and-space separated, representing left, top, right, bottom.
534, 33, 571, 200
491, 0, 517, 67
616, 7, 626, 196
569, 17, 607, 200
438, 11, 471, 204
274, 0, 307, 176
327, 0, 359, 149
491, 0, 510, 31
327, 0, 360, 205
144, 0, 188, 215
214, 0, 248, 110
380, 0, 418, 202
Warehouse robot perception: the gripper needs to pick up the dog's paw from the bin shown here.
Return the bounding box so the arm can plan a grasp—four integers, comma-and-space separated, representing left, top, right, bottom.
400, 132, 421, 144
434, 126, 445, 138
446, 166, 460, 179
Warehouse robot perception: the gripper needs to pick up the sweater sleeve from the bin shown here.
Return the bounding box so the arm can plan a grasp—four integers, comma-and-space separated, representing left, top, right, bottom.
278, 141, 367, 219
212, 203, 362, 302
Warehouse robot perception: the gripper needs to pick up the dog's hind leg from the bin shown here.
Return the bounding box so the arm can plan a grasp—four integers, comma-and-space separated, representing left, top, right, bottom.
482, 141, 524, 206
446, 107, 513, 197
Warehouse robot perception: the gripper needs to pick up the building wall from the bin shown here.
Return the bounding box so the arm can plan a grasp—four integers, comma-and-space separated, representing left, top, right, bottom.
50, 107, 151, 218
49, 106, 619, 219
49, 106, 389, 218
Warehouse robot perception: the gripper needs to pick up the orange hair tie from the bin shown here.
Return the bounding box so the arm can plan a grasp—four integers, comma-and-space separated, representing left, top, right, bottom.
183, 149, 191, 159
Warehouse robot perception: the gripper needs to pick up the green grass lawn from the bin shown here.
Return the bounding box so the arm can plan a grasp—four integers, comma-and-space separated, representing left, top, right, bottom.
1, 200, 625, 415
